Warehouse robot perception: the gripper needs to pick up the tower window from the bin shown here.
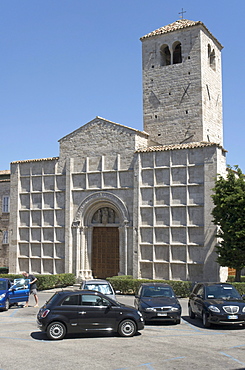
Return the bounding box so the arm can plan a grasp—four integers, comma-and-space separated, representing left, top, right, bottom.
208, 44, 216, 71
173, 42, 182, 64
160, 45, 171, 66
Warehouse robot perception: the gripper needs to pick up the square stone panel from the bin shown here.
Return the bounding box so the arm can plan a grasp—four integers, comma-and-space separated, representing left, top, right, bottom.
140, 262, 153, 279
140, 208, 153, 226
141, 169, 154, 187
171, 263, 186, 280
140, 228, 153, 244
154, 263, 169, 280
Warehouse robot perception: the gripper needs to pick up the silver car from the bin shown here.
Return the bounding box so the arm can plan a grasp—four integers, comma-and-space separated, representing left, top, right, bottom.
80, 279, 117, 301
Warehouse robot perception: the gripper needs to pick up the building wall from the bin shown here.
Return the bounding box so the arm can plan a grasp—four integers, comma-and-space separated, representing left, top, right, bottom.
135, 144, 226, 282
0, 174, 10, 268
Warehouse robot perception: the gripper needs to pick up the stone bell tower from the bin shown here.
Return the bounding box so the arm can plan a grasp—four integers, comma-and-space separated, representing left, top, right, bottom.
141, 19, 223, 146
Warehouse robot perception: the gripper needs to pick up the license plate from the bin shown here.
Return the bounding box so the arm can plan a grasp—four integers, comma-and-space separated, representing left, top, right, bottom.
157, 313, 167, 316
228, 315, 238, 319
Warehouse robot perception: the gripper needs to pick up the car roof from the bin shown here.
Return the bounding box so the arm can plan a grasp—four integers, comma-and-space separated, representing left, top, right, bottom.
139, 283, 171, 287
195, 282, 233, 287
83, 279, 110, 284
56, 289, 104, 296
0, 278, 10, 281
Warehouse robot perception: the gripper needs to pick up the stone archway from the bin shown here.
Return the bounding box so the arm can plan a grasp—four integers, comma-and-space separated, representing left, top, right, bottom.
72, 192, 129, 280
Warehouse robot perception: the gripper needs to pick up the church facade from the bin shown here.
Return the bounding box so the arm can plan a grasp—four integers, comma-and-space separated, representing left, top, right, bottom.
8, 19, 227, 281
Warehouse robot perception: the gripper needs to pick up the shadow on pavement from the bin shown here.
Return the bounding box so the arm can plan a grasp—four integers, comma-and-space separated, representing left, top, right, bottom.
182, 315, 245, 330
31, 330, 142, 341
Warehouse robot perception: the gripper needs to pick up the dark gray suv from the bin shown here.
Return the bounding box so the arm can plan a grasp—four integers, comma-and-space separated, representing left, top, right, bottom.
37, 290, 144, 340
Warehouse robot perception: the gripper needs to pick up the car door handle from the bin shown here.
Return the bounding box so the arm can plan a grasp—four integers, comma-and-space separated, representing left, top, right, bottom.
78, 311, 86, 315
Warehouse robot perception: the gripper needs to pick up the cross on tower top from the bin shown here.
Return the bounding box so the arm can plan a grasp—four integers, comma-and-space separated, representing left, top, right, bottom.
179, 8, 186, 19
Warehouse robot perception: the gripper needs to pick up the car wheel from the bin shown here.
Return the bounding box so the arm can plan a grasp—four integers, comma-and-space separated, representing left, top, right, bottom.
202, 312, 211, 328
118, 319, 137, 337
4, 299, 9, 311
188, 305, 195, 319
47, 322, 66, 340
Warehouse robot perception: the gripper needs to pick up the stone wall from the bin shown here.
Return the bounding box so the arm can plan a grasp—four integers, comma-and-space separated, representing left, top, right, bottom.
0, 172, 10, 267
142, 24, 223, 146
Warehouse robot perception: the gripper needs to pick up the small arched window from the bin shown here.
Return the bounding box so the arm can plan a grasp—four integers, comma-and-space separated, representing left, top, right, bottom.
173, 42, 182, 64
208, 44, 216, 71
160, 45, 171, 66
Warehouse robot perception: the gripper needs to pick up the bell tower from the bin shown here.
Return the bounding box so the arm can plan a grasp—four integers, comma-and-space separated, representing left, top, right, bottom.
141, 19, 223, 146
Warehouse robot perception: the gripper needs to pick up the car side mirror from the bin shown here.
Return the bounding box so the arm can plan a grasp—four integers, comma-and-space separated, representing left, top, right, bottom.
10, 287, 16, 292
135, 295, 139, 298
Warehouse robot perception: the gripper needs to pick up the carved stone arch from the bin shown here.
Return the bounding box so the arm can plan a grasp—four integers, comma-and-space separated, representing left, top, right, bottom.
72, 192, 130, 280
73, 191, 129, 226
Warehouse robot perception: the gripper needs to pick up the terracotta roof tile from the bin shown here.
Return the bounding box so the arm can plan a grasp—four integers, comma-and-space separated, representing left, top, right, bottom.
0, 170, 10, 175
140, 19, 223, 49
11, 157, 59, 164
136, 141, 226, 153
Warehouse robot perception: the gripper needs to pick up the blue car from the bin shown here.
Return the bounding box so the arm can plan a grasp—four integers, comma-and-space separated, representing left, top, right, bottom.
0, 278, 30, 311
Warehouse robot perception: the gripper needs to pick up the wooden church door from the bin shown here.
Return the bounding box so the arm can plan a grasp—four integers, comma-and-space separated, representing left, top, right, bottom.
92, 227, 119, 279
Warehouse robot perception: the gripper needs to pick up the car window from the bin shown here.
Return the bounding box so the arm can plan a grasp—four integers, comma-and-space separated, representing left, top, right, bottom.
81, 294, 110, 306
13, 278, 29, 290
196, 286, 204, 297
62, 295, 80, 306
84, 284, 113, 295
141, 286, 174, 297
0, 280, 7, 290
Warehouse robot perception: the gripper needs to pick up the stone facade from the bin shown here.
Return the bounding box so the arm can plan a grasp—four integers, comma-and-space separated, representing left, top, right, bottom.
0, 171, 10, 268
6, 19, 227, 281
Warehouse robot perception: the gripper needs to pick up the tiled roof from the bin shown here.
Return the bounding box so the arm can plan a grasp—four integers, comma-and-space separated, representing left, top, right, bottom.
136, 141, 226, 153
11, 157, 59, 164
140, 19, 223, 48
0, 170, 10, 175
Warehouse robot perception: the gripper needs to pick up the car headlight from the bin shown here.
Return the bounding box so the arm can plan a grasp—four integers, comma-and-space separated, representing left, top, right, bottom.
242, 306, 245, 313
170, 306, 180, 311
0, 293, 6, 300
145, 307, 156, 312
208, 305, 220, 313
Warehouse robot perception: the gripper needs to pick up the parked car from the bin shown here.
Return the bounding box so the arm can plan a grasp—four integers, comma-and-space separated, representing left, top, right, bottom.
188, 282, 245, 327
134, 283, 182, 324
0, 278, 30, 311
37, 290, 144, 340
80, 279, 118, 301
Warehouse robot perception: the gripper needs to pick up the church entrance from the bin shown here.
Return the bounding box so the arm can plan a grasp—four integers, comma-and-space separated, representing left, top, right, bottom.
92, 227, 119, 279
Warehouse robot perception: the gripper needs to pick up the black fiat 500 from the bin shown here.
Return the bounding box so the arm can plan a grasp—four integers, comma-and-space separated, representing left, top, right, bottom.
188, 282, 245, 327
134, 283, 181, 324
37, 290, 144, 340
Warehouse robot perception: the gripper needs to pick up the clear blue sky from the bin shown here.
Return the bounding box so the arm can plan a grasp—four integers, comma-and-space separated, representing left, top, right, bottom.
0, 0, 244, 172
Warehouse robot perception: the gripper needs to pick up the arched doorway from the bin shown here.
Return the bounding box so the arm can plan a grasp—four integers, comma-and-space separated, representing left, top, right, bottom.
72, 192, 129, 280
91, 207, 119, 278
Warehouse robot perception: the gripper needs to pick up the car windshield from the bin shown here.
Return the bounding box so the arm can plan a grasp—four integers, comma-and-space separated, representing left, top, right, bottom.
84, 284, 113, 295
141, 286, 174, 298
0, 280, 8, 290
205, 285, 241, 300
